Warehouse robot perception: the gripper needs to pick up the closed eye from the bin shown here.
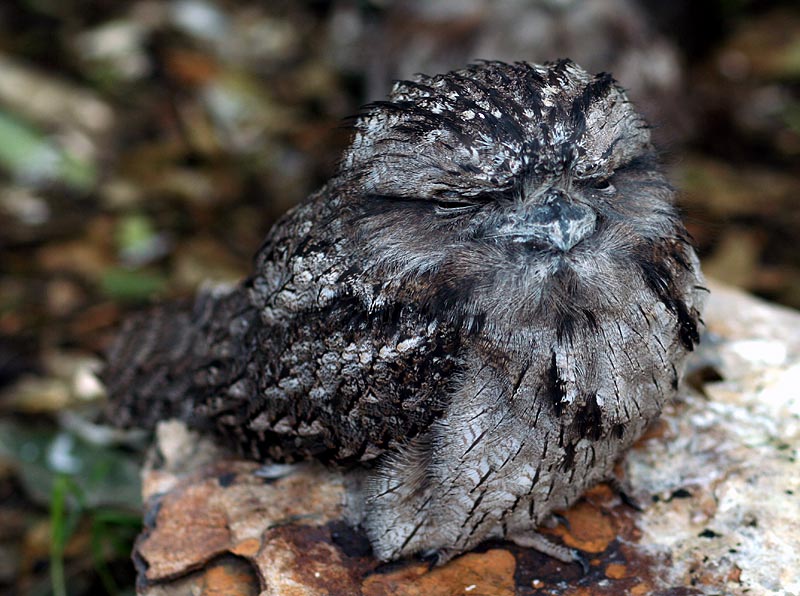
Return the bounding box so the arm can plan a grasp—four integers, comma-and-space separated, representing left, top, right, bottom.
591, 178, 616, 194
434, 197, 481, 213
433, 189, 512, 215
593, 179, 610, 190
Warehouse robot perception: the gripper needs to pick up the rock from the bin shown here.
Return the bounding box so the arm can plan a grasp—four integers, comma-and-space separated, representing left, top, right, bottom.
625, 280, 800, 595
131, 281, 800, 595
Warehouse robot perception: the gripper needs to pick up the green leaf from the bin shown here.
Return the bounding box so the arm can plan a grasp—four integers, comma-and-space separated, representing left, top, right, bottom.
0, 420, 142, 510
100, 267, 167, 301
50, 475, 70, 596
0, 110, 96, 191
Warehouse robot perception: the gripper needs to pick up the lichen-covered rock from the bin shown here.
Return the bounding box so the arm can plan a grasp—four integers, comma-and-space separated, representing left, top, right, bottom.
625, 280, 800, 594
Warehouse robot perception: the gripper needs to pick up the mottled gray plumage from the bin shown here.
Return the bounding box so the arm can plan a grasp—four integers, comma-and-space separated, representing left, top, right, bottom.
104, 60, 705, 564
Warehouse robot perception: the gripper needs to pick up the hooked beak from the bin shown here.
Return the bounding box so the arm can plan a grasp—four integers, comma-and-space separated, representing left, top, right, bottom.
495, 189, 597, 251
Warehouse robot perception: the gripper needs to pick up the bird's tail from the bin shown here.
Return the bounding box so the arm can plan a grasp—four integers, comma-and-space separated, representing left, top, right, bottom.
102, 284, 259, 431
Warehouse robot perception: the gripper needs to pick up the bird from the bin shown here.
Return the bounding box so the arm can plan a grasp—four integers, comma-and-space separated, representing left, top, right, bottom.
103, 59, 706, 566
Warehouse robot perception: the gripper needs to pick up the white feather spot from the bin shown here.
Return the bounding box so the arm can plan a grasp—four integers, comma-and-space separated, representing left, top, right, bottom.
397, 337, 422, 353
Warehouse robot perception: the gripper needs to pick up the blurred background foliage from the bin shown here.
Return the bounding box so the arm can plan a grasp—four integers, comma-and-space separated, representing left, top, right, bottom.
0, 0, 797, 594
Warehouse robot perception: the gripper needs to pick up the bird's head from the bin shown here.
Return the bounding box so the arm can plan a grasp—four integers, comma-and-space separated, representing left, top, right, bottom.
337, 60, 699, 347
